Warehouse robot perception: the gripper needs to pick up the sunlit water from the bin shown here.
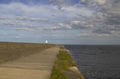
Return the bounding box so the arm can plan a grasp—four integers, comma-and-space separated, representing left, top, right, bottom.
64, 45, 120, 79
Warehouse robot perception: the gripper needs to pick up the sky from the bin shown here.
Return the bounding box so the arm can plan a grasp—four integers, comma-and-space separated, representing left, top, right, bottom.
0, 0, 120, 44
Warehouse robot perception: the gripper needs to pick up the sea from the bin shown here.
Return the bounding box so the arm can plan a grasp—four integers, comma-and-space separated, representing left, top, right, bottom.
64, 45, 120, 79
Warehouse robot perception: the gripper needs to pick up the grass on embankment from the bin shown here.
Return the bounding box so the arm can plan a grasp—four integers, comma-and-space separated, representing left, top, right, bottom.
0, 42, 55, 64
50, 46, 84, 79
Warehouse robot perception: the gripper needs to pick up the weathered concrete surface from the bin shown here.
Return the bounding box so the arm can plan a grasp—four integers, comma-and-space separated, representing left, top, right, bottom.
0, 46, 59, 79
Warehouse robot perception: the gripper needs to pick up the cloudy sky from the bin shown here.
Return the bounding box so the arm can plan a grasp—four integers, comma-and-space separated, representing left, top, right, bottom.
0, 0, 120, 44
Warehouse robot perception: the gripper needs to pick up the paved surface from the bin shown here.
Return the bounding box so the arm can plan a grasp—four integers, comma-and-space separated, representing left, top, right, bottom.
0, 46, 59, 79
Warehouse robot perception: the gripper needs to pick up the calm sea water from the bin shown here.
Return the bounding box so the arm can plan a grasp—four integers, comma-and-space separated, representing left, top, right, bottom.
64, 45, 120, 79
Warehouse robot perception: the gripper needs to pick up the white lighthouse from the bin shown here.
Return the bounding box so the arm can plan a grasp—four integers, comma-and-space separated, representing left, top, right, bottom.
45, 40, 48, 43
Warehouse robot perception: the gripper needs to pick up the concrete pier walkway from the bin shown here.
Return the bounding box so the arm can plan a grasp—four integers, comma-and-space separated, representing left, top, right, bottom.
0, 46, 59, 79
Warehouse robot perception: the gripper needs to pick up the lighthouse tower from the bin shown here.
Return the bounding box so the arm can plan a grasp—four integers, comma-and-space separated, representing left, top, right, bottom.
45, 40, 48, 43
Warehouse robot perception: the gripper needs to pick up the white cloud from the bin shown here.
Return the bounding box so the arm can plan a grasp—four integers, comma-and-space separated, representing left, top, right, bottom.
76, 31, 110, 37
49, 0, 65, 4
106, 1, 120, 15
15, 16, 49, 22
81, 0, 107, 5
80, 0, 120, 14
0, 2, 95, 30
15, 28, 35, 31
0, 0, 120, 42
